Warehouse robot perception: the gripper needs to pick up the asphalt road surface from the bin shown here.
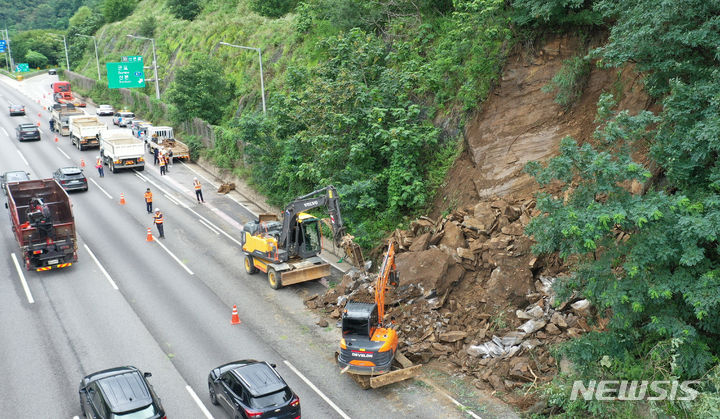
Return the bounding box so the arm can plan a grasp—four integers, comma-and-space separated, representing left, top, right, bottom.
0, 73, 477, 419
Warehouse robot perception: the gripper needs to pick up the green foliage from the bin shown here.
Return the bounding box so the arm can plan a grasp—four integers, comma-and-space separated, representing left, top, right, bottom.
138, 15, 156, 37
24, 50, 49, 68
248, 0, 297, 18
542, 54, 591, 109
511, 0, 603, 28
167, 0, 202, 21
0, 0, 94, 31
102, 0, 137, 23
165, 55, 235, 125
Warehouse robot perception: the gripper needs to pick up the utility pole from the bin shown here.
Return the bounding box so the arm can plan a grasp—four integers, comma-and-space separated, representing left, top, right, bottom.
76, 34, 100, 80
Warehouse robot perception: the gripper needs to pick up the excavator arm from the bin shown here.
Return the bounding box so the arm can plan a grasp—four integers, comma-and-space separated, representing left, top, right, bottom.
279, 186, 364, 267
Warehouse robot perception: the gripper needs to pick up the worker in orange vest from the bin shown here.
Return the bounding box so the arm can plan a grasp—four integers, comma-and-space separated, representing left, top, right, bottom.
193, 177, 205, 203
96, 155, 104, 178
144, 188, 153, 214
159, 153, 166, 175
153, 208, 165, 238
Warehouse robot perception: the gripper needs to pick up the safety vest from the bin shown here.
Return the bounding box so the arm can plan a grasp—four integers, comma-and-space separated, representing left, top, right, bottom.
96, 158, 102, 168
144, 191, 152, 202
154, 212, 164, 224
159, 157, 166, 166
194, 180, 201, 190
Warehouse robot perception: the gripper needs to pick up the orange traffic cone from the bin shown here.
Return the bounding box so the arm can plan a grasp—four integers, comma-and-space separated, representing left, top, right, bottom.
231, 305, 241, 325
80, 159, 85, 168
36, 122, 40, 126
38, 112, 41, 117
120, 193, 126, 205
146, 227, 153, 242
54, 137, 58, 143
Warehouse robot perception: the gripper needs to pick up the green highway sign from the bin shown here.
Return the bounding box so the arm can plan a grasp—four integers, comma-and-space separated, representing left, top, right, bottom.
15, 63, 29, 72
107, 61, 146, 89
121, 55, 143, 64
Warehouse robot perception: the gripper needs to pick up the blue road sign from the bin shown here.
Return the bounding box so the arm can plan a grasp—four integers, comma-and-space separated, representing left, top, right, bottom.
0, 40, 6, 53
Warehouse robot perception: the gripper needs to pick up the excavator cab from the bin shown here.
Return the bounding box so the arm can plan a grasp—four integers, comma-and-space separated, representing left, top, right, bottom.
288, 213, 322, 259
338, 301, 397, 376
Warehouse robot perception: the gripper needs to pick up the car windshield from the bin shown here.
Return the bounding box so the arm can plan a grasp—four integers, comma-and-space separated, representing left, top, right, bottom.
120, 113, 134, 118
60, 168, 82, 176
250, 388, 292, 409
20, 127, 37, 132
110, 404, 156, 419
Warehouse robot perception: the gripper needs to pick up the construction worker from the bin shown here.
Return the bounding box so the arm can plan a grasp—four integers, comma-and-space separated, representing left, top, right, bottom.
153, 147, 159, 165
96, 155, 104, 178
153, 208, 165, 238
144, 188, 153, 214
193, 177, 205, 203
159, 153, 166, 175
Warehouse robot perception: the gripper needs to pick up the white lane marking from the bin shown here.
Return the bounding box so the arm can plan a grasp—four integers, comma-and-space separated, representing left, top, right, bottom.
56, 146, 71, 160
11, 253, 34, 304
198, 218, 220, 235
134, 172, 147, 183
417, 378, 483, 419
89, 178, 112, 199
16, 149, 29, 166
180, 161, 218, 188
152, 235, 194, 275
163, 193, 180, 206
73, 416, 79, 419
283, 360, 351, 419
83, 244, 119, 290
134, 170, 243, 246
185, 385, 214, 419
1, 127, 8, 137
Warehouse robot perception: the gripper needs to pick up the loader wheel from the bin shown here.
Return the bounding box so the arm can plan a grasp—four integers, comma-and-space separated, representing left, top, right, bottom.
244, 255, 258, 274
268, 268, 282, 290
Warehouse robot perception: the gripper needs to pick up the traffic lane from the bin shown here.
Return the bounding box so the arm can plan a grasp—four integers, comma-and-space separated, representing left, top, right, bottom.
4, 77, 466, 417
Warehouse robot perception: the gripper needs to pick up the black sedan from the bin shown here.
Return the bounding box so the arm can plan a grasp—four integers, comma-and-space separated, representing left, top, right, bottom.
16, 123, 40, 141
1, 171, 30, 194
79, 366, 165, 419
53, 167, 88, 192
209, 360, 301, 419
9, 104, 25, 116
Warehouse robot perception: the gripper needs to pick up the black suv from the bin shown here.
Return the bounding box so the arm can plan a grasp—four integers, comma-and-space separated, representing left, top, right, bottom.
79, 366, 165, 419
208, 360, 301, 419
53, 166, 88, 192
16, 123, 40, 141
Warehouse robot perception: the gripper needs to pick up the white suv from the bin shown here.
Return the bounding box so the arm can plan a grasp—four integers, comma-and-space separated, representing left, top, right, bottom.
96, 104, 114, 116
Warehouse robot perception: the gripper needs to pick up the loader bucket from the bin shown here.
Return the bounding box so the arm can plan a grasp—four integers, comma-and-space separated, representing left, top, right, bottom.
280, 263, 331, 286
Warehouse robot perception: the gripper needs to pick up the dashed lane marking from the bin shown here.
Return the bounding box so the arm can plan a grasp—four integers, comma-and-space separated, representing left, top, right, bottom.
11, 253, 34, 304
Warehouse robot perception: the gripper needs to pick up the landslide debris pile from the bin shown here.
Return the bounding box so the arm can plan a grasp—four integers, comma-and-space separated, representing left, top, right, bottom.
307, 198, 605, 394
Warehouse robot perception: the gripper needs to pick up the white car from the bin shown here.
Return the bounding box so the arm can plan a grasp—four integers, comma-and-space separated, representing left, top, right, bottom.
96, 104, 115, 116
112, 111, 135, 127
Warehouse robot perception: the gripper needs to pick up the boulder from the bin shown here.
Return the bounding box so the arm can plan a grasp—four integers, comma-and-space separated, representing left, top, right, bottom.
571, 299, 591, 317
457, 247, 476, 261
485, 264, 535, 307
551, 312, 567, 328
501, 222, 525, 236
316, 319, 329, 327
545, 323, 561, 335
409, 232, 431, 252
463, 216, 493, 234
504, 205, 523, 222
473, 202, 496, 221
396, 248, 457, 297
439, 221, 466, 249
439, 331, 468, 343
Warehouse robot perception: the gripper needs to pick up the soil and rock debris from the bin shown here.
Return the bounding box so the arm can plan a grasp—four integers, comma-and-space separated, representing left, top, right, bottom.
306, 197, 608, 409
304, 34, 648, 413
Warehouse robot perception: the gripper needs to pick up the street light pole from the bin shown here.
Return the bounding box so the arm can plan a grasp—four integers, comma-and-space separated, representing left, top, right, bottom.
5, 28, 14, 71
218, 41, 266, 115
63, 35, 70, 71
77, 34, 100, 80
127, 34, 160, 99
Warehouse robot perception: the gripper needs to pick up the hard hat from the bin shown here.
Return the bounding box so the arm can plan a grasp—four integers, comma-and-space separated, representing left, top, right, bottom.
193, 177, 197, 180
146, 188, 150, 191
155, 208, 160, 212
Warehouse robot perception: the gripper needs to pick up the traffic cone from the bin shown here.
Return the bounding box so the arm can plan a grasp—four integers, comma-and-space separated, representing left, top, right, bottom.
36, 122, 40, 126
38, 112, 41, 117
231, 305, 241, 325
146, 227, 153, 242
120, 193, 126, 205
54, 137, 58, 143
80, 159, 85, 168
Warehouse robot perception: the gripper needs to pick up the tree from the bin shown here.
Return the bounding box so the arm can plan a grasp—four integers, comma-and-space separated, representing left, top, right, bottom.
167, 0, 202, 21
248, 0, 298, 18
138, 15, 156, 37
103, 0, 137, 23
25, 49, 49, 68
165, 55, 235, 125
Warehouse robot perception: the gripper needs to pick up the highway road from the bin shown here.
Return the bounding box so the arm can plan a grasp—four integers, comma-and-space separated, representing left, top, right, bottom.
0, 73, 474, 419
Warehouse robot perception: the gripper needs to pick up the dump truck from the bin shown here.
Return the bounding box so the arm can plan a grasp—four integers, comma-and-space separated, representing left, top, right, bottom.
51, 103, 85, 136
241, 186, 364, 289
69, 115, 106, 150
51, 81, 86, 107
5, 179, 77, 271
337, 240, 421, 389
99, 129, 146, 173
143, 126, 190, 160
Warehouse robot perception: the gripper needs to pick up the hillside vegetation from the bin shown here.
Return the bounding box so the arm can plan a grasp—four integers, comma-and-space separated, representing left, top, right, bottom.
59, 0, 720, 416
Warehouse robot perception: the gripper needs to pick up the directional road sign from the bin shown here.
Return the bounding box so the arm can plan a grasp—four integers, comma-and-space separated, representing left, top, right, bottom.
15, 63, 29, 72
0, 40, 6, 53
106, 61, 146, 89
121, 55, 143, 64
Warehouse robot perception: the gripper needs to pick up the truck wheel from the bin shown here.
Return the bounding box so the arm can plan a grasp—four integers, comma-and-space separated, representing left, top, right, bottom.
110, 162, 116, 173
136, 166, 144, 172
268, 268, 282, 289
244, 255, 258, 274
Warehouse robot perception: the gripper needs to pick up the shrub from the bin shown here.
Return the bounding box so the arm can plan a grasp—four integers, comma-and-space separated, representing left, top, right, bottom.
248, 0, 298, 18
138, 15, 157, 37
103, 0, 138, 23
167, 0, 202, 21
542, 55, 591, 109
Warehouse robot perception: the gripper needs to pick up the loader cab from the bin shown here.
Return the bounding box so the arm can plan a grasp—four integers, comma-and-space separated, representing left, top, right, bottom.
288, 213, 322, 259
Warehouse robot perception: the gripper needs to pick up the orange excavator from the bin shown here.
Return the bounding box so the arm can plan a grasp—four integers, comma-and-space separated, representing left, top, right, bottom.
337, 240, 421, 388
